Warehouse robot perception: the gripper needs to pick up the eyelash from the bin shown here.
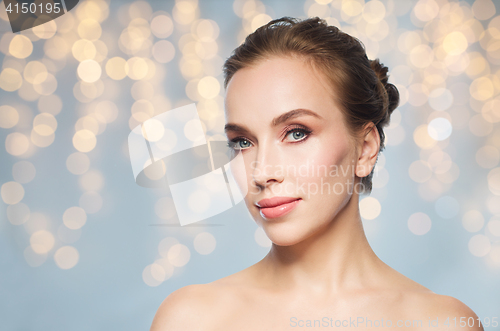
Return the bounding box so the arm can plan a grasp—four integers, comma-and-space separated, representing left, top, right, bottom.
227, 125, 312, 150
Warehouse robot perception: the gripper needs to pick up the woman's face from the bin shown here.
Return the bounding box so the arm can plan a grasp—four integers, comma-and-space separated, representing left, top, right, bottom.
224, 56, 366, 246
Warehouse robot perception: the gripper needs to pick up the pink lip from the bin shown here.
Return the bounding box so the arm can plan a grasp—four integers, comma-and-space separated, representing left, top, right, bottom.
256, 196, 302, 219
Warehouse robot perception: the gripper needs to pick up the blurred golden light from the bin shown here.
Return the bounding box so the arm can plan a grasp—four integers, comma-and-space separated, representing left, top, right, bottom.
342, 0, 363, 17
5, 132, 30, 156
488, 167, 500, 195
197, 76, 220, 99
30, 230, 55, 254
184, 118, 206, 143
168, 243, 191, 267
466, 53, 490, 79
362, 0, 386, 23
73, 129, 97, 153
150, 14, 174, 39
63, 206, 87, 230
194, 40, 218, 60
44, 36, 70, 60
472, 0, 496, 21
33, 73, 57, 96
180, 57, 203, 78
94, 100, 119, 123
75, 116, 99, 135
444, 52, 470, 73
398, 31, 422, 54
443, 31, 468, 55
79, 169, 104, 191
0, 68, 23, 92
23, 61, 48, 84
307, 3, 331, 18
173, 1, 198, 25
54, 246, 79, 269
126, 57, 148, 80
468, 234, 491, 257
66, 152, 91, 175
72, 39, 97, 62
410, 44, 434, 68
427, 150, 452, 174
470, 76, 495, 100
194, 19, 220, 42
32, 19, 57, 39
435, 162, 460, 184
482, 98, 500, 123
131, 81, 154, 101
142, 264, 164, 287
1, 181, 24, 205
105, 57, 127, 80
77, 60, 102, 83
31, 129, 55, 148
9, 35, 33, 59
33, 113, 57, 136
413, 124, 437, 149
142, 118, 165, 142
78, 19, 102, 41
79, 191, 103, 214
408, 83, 430, 107
193, 232, 217, 255
407, 212, 432, 235
359, 197, 382, 220
365, 20, 389, 42
131, 99, 155, 121
413, 0, 439, 22
152, 40, 175, 64
409, 160, 432, 183
251, 13, 272, 32
477, 146, 500, 169
0, 105, 19, 128
428, 88, 453, 111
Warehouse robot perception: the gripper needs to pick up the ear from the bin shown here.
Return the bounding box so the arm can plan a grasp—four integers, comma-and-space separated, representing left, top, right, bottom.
355, 123, 380, 178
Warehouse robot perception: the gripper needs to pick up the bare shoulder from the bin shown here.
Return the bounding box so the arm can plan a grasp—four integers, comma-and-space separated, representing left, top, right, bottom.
149, 283, 224, 331
149, 278, 248, 331
406, 292, 484, 331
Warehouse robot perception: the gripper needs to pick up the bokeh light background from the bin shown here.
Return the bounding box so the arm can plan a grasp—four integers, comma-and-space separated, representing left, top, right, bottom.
1, 0, 500, 329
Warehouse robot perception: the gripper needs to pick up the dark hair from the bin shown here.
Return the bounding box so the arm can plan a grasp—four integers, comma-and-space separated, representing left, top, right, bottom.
223, 16, 400, 195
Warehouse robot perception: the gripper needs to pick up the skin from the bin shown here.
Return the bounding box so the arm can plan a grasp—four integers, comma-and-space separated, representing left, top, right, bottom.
150, 56, 483, 331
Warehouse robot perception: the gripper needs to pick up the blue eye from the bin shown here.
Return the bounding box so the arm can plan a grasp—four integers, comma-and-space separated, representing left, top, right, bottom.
227, 126, 311, 151
227, 139, 251, 150
285, 129, 309, 142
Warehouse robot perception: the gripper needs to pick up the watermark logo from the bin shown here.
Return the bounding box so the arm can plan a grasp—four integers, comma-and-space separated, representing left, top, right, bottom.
4, 0, 79, 33
128, 103, 248, 226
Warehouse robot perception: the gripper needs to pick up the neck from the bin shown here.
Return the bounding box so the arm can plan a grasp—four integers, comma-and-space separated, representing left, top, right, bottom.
258, 191, 385, 295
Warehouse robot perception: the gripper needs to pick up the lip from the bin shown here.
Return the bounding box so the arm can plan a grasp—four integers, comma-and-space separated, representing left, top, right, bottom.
256, 196, 302, 219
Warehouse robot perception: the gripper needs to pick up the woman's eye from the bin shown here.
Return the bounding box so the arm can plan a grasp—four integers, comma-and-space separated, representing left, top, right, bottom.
227, 139, 252, 150
285, 129, 309, 142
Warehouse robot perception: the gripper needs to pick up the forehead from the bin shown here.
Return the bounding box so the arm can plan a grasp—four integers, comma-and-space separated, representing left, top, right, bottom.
224, 56, 342, 123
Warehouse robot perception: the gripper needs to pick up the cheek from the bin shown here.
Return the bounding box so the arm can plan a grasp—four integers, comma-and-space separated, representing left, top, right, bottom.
297, 137, 354, 187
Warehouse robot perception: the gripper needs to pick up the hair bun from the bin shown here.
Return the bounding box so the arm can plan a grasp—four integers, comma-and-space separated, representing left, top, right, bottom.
370, 58, 400, 120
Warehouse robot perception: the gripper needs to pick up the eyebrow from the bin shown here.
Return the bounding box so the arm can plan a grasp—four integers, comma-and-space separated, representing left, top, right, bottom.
224, 108, 322, 134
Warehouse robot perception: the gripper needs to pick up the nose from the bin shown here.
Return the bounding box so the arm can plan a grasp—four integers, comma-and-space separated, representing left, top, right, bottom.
251, 143, 284, 188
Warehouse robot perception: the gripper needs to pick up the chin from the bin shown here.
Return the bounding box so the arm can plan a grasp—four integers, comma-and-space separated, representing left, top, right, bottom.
260, 221, 316, 247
